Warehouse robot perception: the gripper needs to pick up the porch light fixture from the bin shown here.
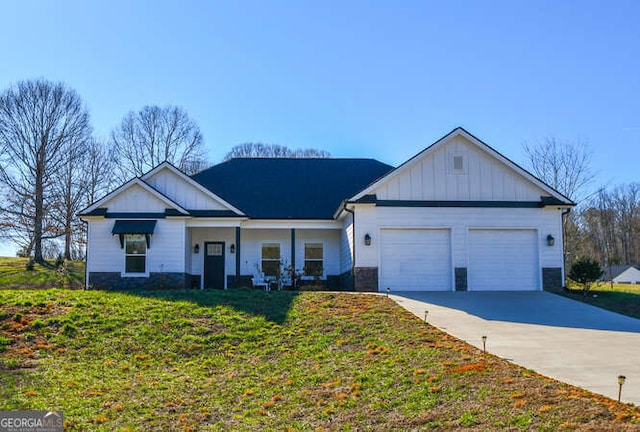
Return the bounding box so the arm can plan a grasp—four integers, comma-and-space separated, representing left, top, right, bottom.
364, 233, 371, 246
547, 234, 555, 247
230, 244, 235, 254
481, 335, 487, 353
194, 244, 200, 254
618, 375, 626, 402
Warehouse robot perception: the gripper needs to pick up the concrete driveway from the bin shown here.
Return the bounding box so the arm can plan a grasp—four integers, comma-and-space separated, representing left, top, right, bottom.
391, 291, 640, 405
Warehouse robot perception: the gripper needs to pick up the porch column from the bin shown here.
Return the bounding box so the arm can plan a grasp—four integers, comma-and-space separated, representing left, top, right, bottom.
291, 228, 296, 283
235, 227, 241, 276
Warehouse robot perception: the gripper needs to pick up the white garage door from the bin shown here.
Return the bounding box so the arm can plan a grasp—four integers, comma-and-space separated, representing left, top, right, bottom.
468, 229, 539, 291
380, 229, 452, 291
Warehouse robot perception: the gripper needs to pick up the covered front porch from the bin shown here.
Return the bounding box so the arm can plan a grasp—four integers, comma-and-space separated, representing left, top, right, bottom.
185, 220, 345, 290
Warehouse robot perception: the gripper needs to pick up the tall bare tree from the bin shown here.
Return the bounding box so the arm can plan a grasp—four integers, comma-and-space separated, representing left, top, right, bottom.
111, 105, 206, 180
523, 137, 593, 203
0, 79, 91, 263
83, 138, 115, 206
523, 137, 595, 272
223, 142, 331, 161
50, 136, 89, 260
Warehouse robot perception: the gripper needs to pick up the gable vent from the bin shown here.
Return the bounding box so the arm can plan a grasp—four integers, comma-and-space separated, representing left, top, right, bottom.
453, 155, 464, 171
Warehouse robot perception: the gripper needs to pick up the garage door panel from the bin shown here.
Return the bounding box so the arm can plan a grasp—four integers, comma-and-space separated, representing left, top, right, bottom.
380, 229, 451, 291
468, 229, 539, 291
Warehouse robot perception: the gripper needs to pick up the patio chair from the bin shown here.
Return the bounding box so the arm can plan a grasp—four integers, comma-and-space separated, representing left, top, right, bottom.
252, 273, 269, 291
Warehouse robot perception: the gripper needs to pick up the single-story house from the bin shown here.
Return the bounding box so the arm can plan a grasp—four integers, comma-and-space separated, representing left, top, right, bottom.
599, 265, 640, 284
79, 127, 574, 292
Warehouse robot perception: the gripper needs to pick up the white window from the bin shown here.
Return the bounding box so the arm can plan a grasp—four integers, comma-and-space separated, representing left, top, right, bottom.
261, 243, 280, 277
304, 243, 323, 277
125, 234, 147, 273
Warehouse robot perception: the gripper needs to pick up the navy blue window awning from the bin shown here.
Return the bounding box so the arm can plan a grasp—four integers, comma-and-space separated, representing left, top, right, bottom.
112, 220, 157, 235
112, 220, 157, 249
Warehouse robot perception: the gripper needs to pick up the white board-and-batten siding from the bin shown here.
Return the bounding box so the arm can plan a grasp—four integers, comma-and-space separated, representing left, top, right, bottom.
87, 218, 186, 274
103, 184, 169, 213
145, 168, 231, 210
373, 136, 545, 202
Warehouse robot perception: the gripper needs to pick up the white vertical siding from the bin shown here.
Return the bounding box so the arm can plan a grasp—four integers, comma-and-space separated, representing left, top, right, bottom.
145, 168, 231, 210
373, 136, 545, 202
104, 184, 168, 212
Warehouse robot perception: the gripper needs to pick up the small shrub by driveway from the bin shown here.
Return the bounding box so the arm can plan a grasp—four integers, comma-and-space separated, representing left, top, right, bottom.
1, 289, 639, 430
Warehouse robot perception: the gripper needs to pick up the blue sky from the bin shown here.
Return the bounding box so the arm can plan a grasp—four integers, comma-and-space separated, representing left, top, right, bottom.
0, 0, 639, 255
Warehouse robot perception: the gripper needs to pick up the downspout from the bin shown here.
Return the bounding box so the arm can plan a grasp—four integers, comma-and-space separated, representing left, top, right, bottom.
343, 203, 356, 291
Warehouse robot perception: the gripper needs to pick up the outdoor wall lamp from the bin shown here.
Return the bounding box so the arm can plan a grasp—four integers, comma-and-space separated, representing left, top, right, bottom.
193, 244, 200, 254
364, 233, 371, 246
230, 244, 235, 254
547, 234, 555, 247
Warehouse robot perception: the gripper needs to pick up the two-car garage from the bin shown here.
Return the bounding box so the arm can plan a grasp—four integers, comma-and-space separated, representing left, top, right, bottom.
379, 228, 540, 291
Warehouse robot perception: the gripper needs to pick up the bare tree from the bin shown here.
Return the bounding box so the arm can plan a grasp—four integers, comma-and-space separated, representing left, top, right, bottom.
523, 137, 593, 203
523, 137, 596, 273
0, 79, 91, 263
84, 138, 115, 206
111, 105, 206, 181
50, 136, 89, 260
223, 142, 331, 161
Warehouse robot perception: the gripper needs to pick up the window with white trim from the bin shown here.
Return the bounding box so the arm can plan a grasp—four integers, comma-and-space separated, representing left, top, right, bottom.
261, 243, 280, 277
125, 234, 147, 273
304, 243, 323, 277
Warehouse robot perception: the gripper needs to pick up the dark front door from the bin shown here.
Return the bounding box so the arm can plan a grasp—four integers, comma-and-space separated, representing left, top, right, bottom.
204, 242, 225, 289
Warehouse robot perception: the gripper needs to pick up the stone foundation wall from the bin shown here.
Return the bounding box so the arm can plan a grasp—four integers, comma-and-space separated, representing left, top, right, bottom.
227, 275, 254, 289
455, 267, 468, 291
337, 270, 354, 292
542, 267, 563, 290
89, 272, 190, 290
354, 267, 378, 292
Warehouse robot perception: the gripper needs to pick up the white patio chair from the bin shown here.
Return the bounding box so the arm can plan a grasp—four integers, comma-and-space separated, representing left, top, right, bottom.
252, 273, 269, 291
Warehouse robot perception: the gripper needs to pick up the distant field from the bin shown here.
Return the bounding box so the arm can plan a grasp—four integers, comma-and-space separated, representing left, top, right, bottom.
0, 257, 85, 290
1, 289, 639, 430
558, 282, 640, 319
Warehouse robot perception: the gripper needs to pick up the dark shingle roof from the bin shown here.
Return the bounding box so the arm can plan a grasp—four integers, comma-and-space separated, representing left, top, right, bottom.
191, 158, 394, 219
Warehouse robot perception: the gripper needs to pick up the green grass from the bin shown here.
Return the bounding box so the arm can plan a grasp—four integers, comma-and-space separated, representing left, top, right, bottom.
0, 257, 85, 290
1, 289, 639, 431
555, 282, 640, 319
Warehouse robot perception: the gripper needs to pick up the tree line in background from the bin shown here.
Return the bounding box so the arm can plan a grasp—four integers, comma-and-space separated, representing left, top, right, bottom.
524, 138, 640, 277
0, 78, 330, 263
0, 78, 636, 275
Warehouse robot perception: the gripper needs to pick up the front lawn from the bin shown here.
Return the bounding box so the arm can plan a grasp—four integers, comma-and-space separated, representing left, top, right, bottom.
555, 283, 640, 320
1, 289, 639, 430
0, 257, 85, 290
